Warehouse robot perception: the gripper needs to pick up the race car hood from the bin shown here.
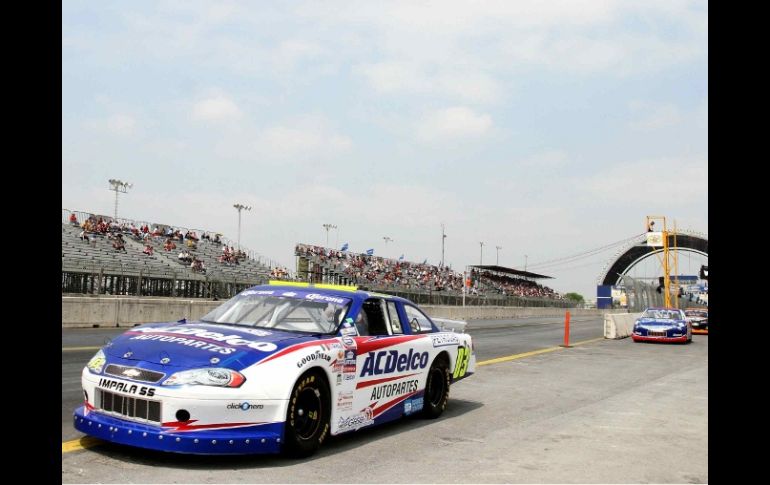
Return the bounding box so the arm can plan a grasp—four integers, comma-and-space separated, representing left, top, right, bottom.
635, 318, 683, 327
102, 321, 321, 370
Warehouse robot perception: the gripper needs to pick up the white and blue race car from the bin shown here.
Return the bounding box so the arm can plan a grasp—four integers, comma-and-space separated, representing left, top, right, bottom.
632, 307, 692, 343
74, 282, 475, 456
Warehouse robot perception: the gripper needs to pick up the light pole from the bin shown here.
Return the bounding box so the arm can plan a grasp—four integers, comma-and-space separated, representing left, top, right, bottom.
441, 223, 447, 268
524, 254, 528, 271
108, 179, 132, 221
233, 203, 252, 250
383, 236, 393, 257
496, 245, 502, 265
322, 223, 337, 247
479, 241, 484, 265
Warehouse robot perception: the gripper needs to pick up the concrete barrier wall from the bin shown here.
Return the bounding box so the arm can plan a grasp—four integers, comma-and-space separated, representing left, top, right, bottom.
62, 296, 613, 328
63, 297, 220, 328
603, 312, 641, 339
422, 305, 610, 320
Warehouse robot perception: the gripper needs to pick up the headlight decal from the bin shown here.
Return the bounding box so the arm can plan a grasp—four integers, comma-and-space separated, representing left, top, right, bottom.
86, 349, 107, 374
162, 368, 246, 388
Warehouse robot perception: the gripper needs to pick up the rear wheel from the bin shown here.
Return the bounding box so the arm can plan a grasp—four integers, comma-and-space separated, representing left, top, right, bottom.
283, 370, 330, 457
422, 357, 450, 419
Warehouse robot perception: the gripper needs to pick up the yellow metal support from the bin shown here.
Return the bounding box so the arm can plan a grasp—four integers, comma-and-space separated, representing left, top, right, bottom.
646, 215, 674, 308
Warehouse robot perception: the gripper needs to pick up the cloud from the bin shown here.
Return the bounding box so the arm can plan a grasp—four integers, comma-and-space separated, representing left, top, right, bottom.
416, 107, 493, 141
628, 101, 683, 130
256, 125, 352, 160
579, 157, 707, 205
516, 150, 570, 168
85, 114, 137, 136
356, 61, 501, 103
207, 114, 353, 163
192, 95, 242, 122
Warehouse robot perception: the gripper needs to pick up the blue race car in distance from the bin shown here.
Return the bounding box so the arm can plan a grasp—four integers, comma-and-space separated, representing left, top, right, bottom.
632, 307, 692, 343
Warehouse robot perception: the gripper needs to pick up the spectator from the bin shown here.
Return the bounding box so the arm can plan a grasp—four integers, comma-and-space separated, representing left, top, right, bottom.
143, 244, 154, 256
69, 213, 78, 226
78, 230, 89, 242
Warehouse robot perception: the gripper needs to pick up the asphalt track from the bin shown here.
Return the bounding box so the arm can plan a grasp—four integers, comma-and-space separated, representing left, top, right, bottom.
62, 316, 708, 483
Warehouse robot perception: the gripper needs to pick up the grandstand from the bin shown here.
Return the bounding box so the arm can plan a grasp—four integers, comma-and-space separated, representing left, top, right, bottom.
295, 243, 571, 308
61, 209, 283, 298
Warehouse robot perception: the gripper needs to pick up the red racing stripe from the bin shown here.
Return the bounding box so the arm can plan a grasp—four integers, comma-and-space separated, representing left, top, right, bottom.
356, 373, 419, 389
373, 391, 417, 417
355, 335, 426, 354
256, 338, 340, 366
161, 419, 267, 432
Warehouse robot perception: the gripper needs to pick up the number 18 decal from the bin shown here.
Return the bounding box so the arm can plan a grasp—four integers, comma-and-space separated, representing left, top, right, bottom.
453, 345, 470, 379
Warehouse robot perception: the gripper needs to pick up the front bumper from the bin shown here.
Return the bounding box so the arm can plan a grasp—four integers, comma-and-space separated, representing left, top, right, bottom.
631, 334, 688, 343
73, 406, 284, 455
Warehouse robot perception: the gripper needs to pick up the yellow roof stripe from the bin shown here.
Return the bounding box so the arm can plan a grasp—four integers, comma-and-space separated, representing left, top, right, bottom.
268, 280, 358, 292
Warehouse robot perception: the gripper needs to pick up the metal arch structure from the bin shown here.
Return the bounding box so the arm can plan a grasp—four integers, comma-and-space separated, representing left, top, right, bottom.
597, 229, 708, 286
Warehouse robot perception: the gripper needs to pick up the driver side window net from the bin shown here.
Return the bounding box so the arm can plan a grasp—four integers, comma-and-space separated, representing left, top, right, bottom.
403, 305, 433, 333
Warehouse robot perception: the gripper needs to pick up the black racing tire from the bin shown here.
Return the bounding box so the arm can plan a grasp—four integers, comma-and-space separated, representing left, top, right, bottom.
422, 356, 450, 419
283, 370, 330, 458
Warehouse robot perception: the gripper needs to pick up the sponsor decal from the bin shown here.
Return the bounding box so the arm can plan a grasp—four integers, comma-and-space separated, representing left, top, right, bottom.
305, 293, 346, 304
234, 327, 273, 337
336, 374, 342, 386
129, 326, 278, 354
343, 349, 357, 380
360, 349, 429, 377
404, 397, 424, 415
337, 391, 354, 411
337, 407, 374, 432
297, 350, 332, 368
98, 378, 156, 397
340, 319, 358, 337
341, 336, 356, 348
370, 379, 418, 401
281, 292, 297, 297
227, 402, 264, 411
121, 368, 142, 378
431, 334, 460, 347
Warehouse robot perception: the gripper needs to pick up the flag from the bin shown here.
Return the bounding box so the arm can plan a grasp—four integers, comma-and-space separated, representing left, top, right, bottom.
366, 248, 374, 256
399, 254, 404, 260
340, 242, 349, 251
423, 258, 428, 264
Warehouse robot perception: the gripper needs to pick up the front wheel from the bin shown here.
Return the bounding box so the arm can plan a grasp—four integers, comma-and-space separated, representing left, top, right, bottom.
283, 370, 330, 457
422, 357, 450, 419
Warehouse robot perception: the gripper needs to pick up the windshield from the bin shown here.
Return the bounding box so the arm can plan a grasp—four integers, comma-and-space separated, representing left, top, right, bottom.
641, 309, 682, 320
201, 292, 351, 334
685, 310, 707, 318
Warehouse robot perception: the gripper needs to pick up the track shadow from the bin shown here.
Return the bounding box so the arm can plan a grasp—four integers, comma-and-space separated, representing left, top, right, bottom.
78, 398, 484, 469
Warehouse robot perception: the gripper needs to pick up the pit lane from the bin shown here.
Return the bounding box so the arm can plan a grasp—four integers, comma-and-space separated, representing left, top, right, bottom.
62, 316, 708, 483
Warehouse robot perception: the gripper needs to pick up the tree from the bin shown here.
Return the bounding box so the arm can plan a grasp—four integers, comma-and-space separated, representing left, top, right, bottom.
564, 292, 584, 304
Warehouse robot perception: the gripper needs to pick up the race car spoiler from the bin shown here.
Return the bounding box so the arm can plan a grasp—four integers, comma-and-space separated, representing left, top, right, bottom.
431, 317, 468, 333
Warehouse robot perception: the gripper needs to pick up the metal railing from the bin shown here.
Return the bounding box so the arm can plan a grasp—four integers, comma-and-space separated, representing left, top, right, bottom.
62, 260, 268, 299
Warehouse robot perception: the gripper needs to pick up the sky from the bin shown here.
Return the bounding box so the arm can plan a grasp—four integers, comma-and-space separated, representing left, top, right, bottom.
62, 0, 708, 300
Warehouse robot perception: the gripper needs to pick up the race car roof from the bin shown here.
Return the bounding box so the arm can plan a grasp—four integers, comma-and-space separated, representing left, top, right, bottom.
248, 281, 414, 305
468, 265, 553, 279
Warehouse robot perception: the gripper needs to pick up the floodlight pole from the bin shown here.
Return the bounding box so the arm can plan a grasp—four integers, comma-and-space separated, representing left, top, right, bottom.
108, 179, 132, 221
496, 245, 502, 265
233, 203, 252, 250
441, 223, 447, 268
479, 241, 484, 265
323, 223, 337, 247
